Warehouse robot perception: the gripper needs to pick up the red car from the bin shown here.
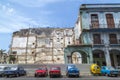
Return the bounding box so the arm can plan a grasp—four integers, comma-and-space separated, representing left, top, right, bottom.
34, 66, 48, 77
49, 66, 61, 78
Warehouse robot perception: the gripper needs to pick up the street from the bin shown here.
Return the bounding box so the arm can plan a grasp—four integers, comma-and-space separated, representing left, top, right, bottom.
0, 75, 120, 80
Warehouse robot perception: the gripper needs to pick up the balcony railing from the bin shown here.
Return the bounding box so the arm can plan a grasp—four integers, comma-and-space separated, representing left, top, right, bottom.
93, 39, 104, 45
109, 39, 120, 44
90, 24, 120, 29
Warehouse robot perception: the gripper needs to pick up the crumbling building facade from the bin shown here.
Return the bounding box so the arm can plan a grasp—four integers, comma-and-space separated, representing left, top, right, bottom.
10, 28, 74, 64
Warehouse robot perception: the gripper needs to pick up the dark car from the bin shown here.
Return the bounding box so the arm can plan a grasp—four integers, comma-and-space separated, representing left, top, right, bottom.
101, 66, 119, 77
34, 66, 48, 77
4, 66, 26, 78
0, 66, 9, 77
66, 64, 79, 77
49, 66, 61, 78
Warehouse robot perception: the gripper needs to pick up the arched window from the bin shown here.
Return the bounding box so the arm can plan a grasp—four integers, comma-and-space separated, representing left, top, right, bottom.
72, 52, 82, 64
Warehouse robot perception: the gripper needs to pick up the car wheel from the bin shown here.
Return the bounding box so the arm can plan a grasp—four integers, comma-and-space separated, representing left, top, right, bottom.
15, 74, 19, 77
24, 72, 26, 76
68, 74, 70, 77
50, 75, 52, 78
115, 74, 118, 77
6, 75, 9, 78
45, 74, 48, 77
66, 73, 70, 77
1, 74, 4, 77
101, 73, 105, 76
76, 75, 79, 77
60, 74, 62, 77
106, 74, 110, 77
35, 74, 37, 77
105, 73, 107, 76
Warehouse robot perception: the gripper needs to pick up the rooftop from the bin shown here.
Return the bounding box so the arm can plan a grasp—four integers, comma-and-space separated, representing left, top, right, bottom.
80, 3, 120, 12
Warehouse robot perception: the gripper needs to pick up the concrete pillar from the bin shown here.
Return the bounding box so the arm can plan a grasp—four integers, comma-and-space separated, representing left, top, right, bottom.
105, 48, 111, 66
113, 54, 117, 67
89, 50, 93, 64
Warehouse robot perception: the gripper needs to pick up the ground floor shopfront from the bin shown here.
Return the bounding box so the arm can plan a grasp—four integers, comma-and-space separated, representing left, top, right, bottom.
64, 45, 120, 67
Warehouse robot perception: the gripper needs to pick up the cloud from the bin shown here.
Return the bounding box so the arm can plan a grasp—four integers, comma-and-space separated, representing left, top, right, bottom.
0, 3, 41, 33
8, 0, 64, 7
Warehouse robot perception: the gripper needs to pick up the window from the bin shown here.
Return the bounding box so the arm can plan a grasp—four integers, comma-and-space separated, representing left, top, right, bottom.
106, 14, 115, 28
109, 34, 117, 44
57, 38, 60, 42
93, 34, 101, 44
32, 43, 35, 45
57, 58, 60, 60
32, 52, 34, 54
91, 14, 99, 28
68, 41, 70, 44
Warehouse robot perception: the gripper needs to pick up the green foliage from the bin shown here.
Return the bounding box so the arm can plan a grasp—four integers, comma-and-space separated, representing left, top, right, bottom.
0, 49, 6, 55
9, 55, 16, 63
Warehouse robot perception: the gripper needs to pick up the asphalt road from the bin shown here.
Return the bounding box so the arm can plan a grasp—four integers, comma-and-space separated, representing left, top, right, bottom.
0, 76, 120, 80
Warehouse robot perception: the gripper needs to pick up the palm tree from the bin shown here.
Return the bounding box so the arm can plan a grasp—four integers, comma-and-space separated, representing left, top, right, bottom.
0, 49, 6, 63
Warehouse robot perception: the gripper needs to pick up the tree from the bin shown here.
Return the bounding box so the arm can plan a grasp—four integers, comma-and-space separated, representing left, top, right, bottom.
0, 49, 6, 63
9, 55, 16, 64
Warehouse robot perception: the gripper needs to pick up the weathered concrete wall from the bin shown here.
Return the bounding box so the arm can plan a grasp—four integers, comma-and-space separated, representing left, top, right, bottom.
11, 28, 74, 64
12, 37, 27, 48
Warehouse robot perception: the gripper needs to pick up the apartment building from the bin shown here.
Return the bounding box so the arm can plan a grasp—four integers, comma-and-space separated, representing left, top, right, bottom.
71, 4, 120, 67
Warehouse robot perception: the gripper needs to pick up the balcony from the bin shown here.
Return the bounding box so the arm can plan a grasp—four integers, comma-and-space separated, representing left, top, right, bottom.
82, 24, 120, 32
92, 39, 104, 47
92, 39, 120, 47
109, 39, 120, 47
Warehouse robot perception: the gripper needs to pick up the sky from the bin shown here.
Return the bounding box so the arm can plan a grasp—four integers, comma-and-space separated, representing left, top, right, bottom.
0, 0, 120, 52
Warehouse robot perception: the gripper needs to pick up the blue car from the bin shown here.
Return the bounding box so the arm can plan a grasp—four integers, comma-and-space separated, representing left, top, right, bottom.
66, 64, 79, 77
4, 66, 26, 78
101, 66, 119, 77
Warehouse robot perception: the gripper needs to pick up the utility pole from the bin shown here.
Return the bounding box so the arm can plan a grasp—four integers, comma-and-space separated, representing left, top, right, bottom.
51, 38, 54, 63
34, 35, 37, 63
25, 28, 30, 64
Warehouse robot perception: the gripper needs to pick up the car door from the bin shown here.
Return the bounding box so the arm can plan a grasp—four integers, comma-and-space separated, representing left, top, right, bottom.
19, 67, 25, 75
101, 66, 106, 74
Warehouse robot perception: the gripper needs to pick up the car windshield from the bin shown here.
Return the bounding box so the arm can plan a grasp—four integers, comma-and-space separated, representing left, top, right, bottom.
5, 67, 17, 70
68, 65, 76, 69
51, 67, 60, 70
107, 67, 115, 70
4, 67, 11, 70
0, 67, 4, 70
38, 67, 46, 70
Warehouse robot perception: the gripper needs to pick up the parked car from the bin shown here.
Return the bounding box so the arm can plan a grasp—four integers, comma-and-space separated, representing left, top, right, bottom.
49, 66, 61, 78
4, 66, 26, 77
90, 64, 101, 75
0, 66, 9, 77
101, 66, 119, 77
66, 64, 79, 77
116, 66, 120, 75
34, 66, 48, 77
